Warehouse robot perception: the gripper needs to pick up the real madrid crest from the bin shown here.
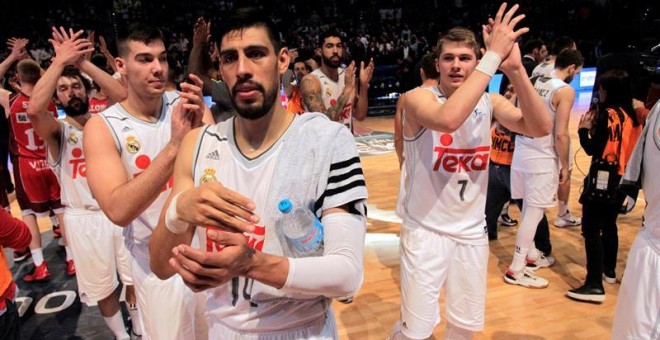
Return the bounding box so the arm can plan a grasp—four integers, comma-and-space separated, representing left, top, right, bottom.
200, 168, 217, 184
67, 132, 79, 145
325, 87, 332, 97
126, 136, 141, 154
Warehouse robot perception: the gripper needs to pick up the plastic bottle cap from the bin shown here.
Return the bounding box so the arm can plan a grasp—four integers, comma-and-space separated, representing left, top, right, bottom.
278, 199, 293, 213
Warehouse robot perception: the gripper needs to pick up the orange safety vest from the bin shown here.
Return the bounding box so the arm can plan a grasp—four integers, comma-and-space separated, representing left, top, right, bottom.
601, 107, 643, 175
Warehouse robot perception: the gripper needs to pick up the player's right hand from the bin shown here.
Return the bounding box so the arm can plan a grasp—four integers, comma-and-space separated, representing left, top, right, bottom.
177, 182, 259, 234
482, 3, 528, 61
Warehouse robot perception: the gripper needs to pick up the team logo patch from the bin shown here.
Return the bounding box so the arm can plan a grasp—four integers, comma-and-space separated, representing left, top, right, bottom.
16, 113, 29, 123
325, 87, 332, 97
200, 168, 217, 184
125, 136, 141, 154
67, 132, 78, 145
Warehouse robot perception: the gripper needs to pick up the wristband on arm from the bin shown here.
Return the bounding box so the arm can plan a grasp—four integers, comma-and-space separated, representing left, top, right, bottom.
475, 51, 502, 78
165, 192, 189, 234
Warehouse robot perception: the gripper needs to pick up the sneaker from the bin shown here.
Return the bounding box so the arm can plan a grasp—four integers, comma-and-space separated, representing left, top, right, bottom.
602, 269, 616, 284
554, 211, 582, 227
52, 224, 62, 238
66, 260, 76, 276
498, 213, 518, 226
24, 262, 51, 282
566, 282, 605, 302
504, 268, 549, 288
13, 248, 31, 262
526, 251, 556, 270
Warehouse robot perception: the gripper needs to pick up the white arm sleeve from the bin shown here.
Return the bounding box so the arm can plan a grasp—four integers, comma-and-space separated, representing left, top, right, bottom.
282, 212, 366, 298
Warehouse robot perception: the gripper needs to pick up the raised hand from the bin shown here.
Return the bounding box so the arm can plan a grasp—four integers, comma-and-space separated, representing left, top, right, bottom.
359, 58, 375, 87
7, 37, 29, 60
192, 17, 211, 47
481, 3, 528, 60
98, 35, 110, 54
170, 74, 207, 145
48, 27, 94, 67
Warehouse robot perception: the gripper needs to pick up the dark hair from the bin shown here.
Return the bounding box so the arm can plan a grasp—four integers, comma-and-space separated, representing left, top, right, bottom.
555, 50, 584, 69
436, 27, 480, 59
420, 52, 439, 80
598, 69, 639, 127
293, 57, 312, 72
116, 23, 164, 57
61, 66, 92, 92
522, 39, 545, 55
216, 7, 282, 52
17, 59, 41, 85
550, 36, 575, 55
319, 30, 342, 47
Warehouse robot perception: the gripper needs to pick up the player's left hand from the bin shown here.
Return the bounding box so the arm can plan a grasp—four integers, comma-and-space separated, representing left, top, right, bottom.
359, 58, 375, 87
169, 230, 254, 292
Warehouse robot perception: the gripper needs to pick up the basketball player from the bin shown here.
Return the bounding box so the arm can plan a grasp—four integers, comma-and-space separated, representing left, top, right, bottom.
27, 27, 140, 339
83, 23, 209, 339
530, 36, 581, 228
300, 30, 374, 131
612, 101, 660, 339
0, 42, 73, 282
149, 7, 367, 338
392, 4, 552, 339
505, 50, 584, 288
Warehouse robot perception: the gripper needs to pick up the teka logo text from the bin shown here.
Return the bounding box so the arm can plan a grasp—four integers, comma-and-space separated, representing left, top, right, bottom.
433, 133, 490, 173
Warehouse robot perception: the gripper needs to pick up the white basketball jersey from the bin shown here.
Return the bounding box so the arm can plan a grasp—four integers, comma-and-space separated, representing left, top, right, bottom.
191, 118, 325, 331
402, 87, 492, 244
309, 68, 353, 129
49, 120, 98, 210
531, 61, 554, 78
513, 75, 567, 172
99, 91, 178, 264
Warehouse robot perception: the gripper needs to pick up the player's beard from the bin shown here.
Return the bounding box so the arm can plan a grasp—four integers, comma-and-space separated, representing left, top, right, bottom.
232, 79, 278, 120
63, 97, 89, 117
322, 54, 341, 69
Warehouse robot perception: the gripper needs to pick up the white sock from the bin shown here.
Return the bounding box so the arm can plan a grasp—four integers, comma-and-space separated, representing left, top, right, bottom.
104, 310, 130, 340
31, 248, 44, 266
65, 247, 73, 261
558, 201, 568, 216
510, 205, 546, 273
445, 322, 474, 340
127, 302, 142, 336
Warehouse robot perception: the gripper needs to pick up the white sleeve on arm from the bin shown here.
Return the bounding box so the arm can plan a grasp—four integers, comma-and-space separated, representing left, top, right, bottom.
282, 211, 366, 298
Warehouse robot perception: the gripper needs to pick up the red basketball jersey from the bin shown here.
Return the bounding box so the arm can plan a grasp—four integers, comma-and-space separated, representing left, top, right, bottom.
8, 92, 58, 159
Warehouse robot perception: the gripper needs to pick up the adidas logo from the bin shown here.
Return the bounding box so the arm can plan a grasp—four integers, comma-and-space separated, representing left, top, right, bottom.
121, 126, 132, 133
205, 150, 220, 160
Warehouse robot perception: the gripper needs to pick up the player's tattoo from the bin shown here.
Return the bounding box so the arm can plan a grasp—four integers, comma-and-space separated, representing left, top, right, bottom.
300, 77, 326, 114
326, 91, 352, 122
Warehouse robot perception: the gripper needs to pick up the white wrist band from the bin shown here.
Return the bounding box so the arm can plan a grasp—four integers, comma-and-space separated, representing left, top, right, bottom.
165, 193, 189, 234
475, 51, 502, 78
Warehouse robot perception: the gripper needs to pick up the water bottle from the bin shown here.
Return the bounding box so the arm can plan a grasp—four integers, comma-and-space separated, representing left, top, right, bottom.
278, 198, 323, 257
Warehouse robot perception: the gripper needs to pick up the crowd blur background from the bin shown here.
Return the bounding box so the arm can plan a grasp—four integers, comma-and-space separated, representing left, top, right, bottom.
1, 0, 659, 114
